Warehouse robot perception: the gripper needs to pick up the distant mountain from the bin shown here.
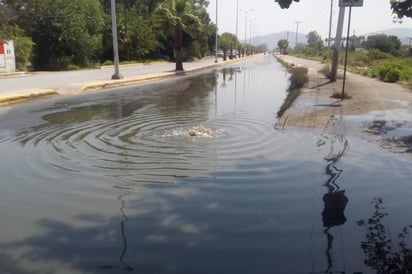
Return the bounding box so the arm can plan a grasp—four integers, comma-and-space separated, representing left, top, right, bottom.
252, 28, 412, 49
252, 31, 306, 49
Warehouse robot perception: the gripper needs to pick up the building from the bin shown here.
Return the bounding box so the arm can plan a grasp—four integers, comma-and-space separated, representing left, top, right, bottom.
0, 41, 16, 73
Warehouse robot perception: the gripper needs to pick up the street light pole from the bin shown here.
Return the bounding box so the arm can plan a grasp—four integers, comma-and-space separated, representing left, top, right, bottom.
235, 0, 239, 57
111, 0, 123, 80
295, 21, 301, 49
215, 0, 218, 63
328, 0, 333, 49
241, 9, 253, 56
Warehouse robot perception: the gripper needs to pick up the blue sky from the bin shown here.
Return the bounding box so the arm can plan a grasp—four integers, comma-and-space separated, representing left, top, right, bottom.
206, 0, 412, 39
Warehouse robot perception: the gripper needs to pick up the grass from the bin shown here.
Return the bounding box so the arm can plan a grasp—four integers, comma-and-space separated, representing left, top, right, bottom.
276, 65, 309, 117
330, 91, 352, 100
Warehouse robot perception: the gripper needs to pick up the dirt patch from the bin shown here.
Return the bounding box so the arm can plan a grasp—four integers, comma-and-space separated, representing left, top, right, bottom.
275, 55, 412, 154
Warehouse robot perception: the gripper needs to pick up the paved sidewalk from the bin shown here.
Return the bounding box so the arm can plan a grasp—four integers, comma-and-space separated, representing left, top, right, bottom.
0, 56, 250, 105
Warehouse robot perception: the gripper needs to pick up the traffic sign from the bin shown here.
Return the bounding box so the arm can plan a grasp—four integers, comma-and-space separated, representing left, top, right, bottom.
339, 0, 363, 7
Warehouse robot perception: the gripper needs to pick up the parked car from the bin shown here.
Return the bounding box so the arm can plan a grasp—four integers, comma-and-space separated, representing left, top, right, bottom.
156, 54, 170, 61
217, 50, 224, 58
229, 50, 238, 59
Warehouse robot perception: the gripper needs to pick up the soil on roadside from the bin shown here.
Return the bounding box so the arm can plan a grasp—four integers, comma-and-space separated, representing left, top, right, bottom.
275, 54, 412, 154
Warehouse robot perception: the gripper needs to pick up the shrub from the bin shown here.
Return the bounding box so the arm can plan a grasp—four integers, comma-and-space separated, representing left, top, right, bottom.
289, 67, 309, 90
352, 51, 371, 65
367, 49, 388, 60
67, 64, 81, 70
13, 36, 34, 71
102, 60, 114, 66
319, 65, 332, 80
331, 91, 352, 100
377, 62, 403, 82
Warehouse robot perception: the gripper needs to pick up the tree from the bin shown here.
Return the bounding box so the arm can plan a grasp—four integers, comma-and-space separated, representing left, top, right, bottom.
277, 39, 289, 54
219, 32, 237, 61
155, 0, 201, 71
306, 31, 324, 53
274, 0, 299, 9
391, 0, 412, 19
365, 34, 401, 53
7, 0, 104, 70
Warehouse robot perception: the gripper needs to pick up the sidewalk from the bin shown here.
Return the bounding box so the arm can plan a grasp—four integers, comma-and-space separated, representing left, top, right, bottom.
0, 56, 250, 105
275, 54, 412, 130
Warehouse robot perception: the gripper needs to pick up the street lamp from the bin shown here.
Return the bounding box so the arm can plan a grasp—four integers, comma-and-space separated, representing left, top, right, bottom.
241, 9, 253, 56
249, 18, 256, 46
111, 0, 123, 79
215, 0, 219, 63
235, 0, 239, 57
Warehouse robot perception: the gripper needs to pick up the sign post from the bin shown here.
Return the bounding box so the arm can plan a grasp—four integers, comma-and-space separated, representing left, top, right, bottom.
339, 0, 363, 100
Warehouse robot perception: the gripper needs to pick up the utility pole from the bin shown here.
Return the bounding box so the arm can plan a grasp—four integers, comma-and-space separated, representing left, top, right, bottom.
235, 0, 239, 57
341, 5, 353, 99
328, 0, 333, 49
330, 7, 345, 82
407, 37, 412, 51
215, 0, 218, 63
241, 9, 253, 56
295, 21, 301, 48
111, 0, 123, 79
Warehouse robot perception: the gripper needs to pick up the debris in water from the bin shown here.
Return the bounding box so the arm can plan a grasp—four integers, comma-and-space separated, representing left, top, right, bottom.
186, 125, 213, 137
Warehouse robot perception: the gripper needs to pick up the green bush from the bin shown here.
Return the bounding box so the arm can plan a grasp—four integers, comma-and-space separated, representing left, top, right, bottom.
367, 49, 388, 60
377, 62, 403, 82
102, 60, 114, 66
303, 48, 317, 56
352, 51, 371, 64
13, 36, 34, 71
67, 64, 81, 70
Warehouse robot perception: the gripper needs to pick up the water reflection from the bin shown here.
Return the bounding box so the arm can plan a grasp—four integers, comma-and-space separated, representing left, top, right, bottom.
317, 115, 349, 273
358, 198, 412, 274
117, 188, 134, 272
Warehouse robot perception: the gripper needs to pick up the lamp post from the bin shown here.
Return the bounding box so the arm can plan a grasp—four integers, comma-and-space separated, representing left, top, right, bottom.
111, 0, 123, 79
235, 0, 239, 57
249, 18, 256, 50
215, 0, 218, 63
295, 21, 301, 49
241, 9, 253, 56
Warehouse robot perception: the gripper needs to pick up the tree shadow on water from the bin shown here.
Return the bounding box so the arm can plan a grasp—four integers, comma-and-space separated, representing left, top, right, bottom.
357, 198, 412, 274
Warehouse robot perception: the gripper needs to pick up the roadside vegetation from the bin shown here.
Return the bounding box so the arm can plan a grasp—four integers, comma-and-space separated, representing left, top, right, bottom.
274, 0, 412, 88
279, 31, 412, 88
0, 0, 265, 72
277, 65, 309, 117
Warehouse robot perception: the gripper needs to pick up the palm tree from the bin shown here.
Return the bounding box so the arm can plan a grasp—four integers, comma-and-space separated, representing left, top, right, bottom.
156, 0, 200, 71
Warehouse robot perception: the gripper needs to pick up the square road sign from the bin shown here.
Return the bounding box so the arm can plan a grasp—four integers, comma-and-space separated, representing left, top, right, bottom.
339, 0, 363, 7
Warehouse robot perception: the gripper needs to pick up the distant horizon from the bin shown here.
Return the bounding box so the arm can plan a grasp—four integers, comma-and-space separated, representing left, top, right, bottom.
207, 0, 412, 41
251, 26, 412, 48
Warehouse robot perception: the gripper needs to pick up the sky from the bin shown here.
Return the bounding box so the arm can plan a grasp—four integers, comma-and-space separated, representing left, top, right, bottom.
206, 0, 412, 40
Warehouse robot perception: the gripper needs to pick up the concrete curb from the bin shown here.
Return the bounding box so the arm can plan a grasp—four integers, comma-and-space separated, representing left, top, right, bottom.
0, 55, 254, 105
0, 89, 58, 105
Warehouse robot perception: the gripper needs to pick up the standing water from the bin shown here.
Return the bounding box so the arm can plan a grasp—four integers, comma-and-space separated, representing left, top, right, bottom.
0, 55, 411, 274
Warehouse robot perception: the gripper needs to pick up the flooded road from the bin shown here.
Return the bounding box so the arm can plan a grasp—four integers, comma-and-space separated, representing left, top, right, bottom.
1, 55, 412, 274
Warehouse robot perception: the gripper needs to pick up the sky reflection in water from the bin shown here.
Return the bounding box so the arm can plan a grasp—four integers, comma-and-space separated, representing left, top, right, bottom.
0, 55, 411, 274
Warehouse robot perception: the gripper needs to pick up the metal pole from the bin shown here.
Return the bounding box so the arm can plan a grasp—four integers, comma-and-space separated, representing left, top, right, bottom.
111, 0, 123, 79
235, 0, 239, 57
244, 12, 248, 55
341, 5, 352, 100
215, 0, 218, 63
295, 21, 301, 48
328, 0, 333, 49
331, 7, 345, 82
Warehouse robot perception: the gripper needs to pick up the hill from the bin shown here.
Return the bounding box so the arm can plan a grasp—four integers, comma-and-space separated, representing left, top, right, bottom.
253, 28, 412, 49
